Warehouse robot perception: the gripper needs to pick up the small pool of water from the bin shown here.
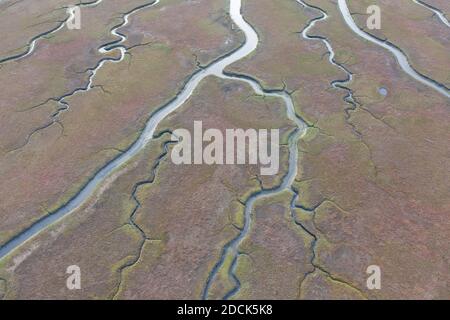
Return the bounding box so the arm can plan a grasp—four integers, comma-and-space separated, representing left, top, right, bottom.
379, 87, 388, 96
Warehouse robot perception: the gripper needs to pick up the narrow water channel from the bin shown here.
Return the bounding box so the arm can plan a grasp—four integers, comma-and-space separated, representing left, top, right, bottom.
338, 0, 450, 99
0, 0, 104, 64
0, 0, 309, 271
202, 2, 309, 299
412, 0, 450, 28
51, 1, 161, 122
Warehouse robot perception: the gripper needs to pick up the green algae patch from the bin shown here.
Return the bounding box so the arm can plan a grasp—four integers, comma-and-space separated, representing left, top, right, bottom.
114, 239, 166, 299
231, 191, 314, 299
231, 254, 254, 299
205, 251, 236, 300
229, 201, 245, 230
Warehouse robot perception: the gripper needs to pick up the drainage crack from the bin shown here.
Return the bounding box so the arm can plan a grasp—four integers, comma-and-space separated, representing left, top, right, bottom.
296, 1, 361, 113
296, 0, 382, 150
6, 1, 159, 155
0, 0, 105, 65
290, 192, 367, 299
297, 0, 382, 178
50, 0, 160, 125
4, 118, 64, 155
412, 0, 450, 28
110, 136, 174, 300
